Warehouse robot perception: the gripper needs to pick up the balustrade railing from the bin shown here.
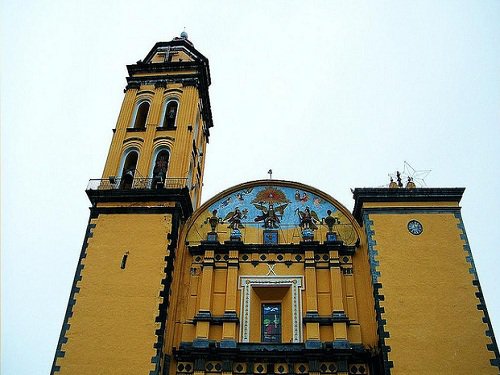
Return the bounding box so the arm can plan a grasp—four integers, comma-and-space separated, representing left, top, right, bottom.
86, 177, 188, 191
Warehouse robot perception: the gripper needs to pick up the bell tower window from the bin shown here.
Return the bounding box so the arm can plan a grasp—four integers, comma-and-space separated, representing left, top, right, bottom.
133, 101, 150, 129
151, 149, 170, 189
120, 150, 139, 189
262, 304, 282, 343
162, 100, 179, 129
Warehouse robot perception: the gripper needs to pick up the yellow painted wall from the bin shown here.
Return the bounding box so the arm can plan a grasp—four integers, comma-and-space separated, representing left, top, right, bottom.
55, 213, 172, 374
367, 211, 496, 374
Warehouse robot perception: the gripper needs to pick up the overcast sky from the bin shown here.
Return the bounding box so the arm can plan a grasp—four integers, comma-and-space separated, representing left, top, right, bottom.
2, 1, 499, 373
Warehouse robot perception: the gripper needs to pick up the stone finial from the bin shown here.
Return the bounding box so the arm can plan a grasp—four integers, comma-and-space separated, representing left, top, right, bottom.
406, 176, 416, 189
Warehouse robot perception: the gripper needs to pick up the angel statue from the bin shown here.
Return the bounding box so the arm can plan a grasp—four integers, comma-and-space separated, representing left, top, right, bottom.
254, 203, 287, 228
296, 206, 320, 230
223, 207, 248, 230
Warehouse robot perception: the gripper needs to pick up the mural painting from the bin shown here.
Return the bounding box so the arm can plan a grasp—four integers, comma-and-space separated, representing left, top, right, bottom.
194, 184, 357, 245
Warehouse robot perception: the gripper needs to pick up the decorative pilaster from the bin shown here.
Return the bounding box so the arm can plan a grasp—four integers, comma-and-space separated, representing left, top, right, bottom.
137, 84, 165, 175
171, 86, 197, 179
329, 250, 348, 343
304, 250, 320, 344
194, 249, 214, 343
343, 256, 359, 322
101, 88, 138, 178
222, 249, 239, 346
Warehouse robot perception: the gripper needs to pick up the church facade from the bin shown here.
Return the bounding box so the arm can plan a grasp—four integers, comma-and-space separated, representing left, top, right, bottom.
51, 35, 499, 375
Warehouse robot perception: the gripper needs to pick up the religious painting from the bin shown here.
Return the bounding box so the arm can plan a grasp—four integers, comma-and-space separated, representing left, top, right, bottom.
261, 303, 281, 343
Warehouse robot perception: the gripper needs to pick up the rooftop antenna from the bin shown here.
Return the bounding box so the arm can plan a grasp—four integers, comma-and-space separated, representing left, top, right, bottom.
268, 169, 273, 179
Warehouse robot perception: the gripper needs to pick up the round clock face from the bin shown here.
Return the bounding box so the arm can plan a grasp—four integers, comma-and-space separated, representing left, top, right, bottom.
408, 220, 423, 235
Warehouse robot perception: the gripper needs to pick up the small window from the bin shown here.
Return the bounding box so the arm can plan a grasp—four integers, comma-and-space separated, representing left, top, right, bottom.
162, 101, 178, 129
261, 304, 281, 343
133, 101, 150, 129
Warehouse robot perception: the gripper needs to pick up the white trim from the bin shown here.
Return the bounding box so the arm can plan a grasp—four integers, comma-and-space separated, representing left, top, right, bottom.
129, 99, 151, 129
238, 276, 303, 343
148, 146, 171, 178
117, 148, 139, 178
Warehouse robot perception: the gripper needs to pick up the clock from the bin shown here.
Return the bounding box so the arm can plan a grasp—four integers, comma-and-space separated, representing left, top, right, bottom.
408, 220, 423, 235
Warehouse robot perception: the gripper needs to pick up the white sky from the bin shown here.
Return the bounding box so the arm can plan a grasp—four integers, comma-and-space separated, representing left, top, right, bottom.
2, 1, 499, 373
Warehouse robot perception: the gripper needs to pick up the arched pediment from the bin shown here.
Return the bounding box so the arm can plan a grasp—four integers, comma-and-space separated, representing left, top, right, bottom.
185, 180, 361, 246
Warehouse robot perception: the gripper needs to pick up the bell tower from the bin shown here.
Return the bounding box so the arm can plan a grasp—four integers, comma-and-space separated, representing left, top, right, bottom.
51, 33, 213, 375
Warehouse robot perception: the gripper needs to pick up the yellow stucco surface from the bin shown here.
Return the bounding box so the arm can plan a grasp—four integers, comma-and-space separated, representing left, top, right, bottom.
56, 213, 172, 374
369, 212, 496, 374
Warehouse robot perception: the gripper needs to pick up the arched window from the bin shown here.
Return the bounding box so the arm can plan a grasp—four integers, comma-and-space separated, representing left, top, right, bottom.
132, 101, 150, 129
119, 150, 139, 189
162, 100, 179, 129
150, 148, 170, 189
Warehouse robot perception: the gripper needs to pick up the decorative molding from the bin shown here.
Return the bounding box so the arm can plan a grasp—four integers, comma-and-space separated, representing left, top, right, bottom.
191, 313, 239, 325
363, 213, 393, 374
125, 81, 141, 91
123, 137, 144, 144
188, 242, 355, 256
239, 276, 303, 343
165, 88, 183, 94
149, 210, 181, 375
454, 212, 500, 369
155, 80, 167, 89
174, 342, 371, 365
352, 187, 464, 223
153, 136, 175, 143
51, 221, 96, 374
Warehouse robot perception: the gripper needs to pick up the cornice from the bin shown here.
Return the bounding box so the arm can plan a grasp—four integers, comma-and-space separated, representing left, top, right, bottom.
352, 187, 465, 223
